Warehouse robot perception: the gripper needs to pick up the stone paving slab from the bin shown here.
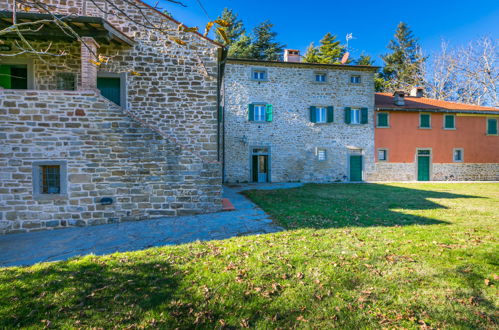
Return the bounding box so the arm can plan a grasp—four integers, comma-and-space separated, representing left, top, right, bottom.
0, 183, 302, 267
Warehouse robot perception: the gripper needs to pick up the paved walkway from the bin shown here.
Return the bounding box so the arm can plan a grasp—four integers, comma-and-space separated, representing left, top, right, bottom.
0, 183, 302, 267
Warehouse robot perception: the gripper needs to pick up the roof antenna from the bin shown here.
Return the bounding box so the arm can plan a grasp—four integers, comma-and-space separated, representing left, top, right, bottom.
342, 33, 354, 64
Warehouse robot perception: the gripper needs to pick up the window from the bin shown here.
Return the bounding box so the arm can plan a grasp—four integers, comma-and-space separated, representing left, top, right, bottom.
377, 112, 389, 127
0, 64, 28, 89
419, 113, 431, 128
254, 104, 266, 121
248, 104, 272, 122
97, 72, 127, 108
345, 107, 368, 124
351, 108, 361, 124
377, 148, 388, 161
350, 75, 361, 84
310, 106, 334, 123
453, 148, 464, 162
487, 118, 498, 135
56, 72, 76, 91
32, 161, 67, 199
444, 114, 455, 129
251, 69, 267, 81
316, 148, 327, 161
314, 72, 326, 82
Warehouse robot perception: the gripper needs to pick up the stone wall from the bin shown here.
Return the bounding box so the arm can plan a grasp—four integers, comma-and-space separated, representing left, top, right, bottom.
368, 162, 499, 181
0, 90, 221, 234
223, 61, 376, 183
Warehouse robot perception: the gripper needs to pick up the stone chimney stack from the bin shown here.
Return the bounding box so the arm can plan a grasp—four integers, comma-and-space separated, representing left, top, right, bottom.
410, 86, 425, 98
393, 90, 406, 106
284, 49, 300, 63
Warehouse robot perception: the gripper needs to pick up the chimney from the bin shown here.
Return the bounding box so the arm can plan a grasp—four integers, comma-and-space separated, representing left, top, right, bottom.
393, 90, 406, 106
410, 86, 424, 98
284, 49, 300, 63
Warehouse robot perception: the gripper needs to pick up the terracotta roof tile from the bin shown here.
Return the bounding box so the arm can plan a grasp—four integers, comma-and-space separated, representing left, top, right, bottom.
375, 93, 498, 112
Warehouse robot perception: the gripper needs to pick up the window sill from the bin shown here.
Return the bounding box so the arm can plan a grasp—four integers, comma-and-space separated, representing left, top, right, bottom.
33, 194, 68, 201
348, 83, 362, 86
311, 81, 328, 84
453, 161, 464, 163
376, 126, 390, 128
486, 134, 498, 136
418, 127, 432, 129
251, 79, 268, 82
443, 128, 456, 130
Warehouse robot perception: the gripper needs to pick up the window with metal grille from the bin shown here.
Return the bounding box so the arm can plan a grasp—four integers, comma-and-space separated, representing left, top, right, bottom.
56, 72, 76, 90
41, 165, 61, 194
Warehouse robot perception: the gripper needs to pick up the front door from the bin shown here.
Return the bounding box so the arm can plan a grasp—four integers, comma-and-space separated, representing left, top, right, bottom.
417, 150, 431, 181
252, 155, 268, 183
349, 155, 363, 181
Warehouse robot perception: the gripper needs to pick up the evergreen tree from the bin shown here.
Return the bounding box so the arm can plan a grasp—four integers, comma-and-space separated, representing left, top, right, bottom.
303, 42, 320, 63
354, 53, 386, 91
250, 21, 286, 61
356, 53, 374, 66
215, 8, 245, 46
381, 22, 426, 92
317, 33, 345, 64
228, 33, 254, 59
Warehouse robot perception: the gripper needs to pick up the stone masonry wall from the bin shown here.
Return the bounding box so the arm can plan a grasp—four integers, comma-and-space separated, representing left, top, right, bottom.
368, 162, 499, 181
0, 90, 221, 234
223, 61, 376, 183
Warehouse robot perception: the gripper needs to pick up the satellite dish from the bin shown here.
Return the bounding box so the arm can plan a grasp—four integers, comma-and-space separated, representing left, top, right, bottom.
341, 52, 350, 64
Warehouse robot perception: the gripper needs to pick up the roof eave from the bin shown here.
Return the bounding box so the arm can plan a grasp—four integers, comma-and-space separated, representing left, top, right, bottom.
376, 107, 499, 115
227, 57, 380, 70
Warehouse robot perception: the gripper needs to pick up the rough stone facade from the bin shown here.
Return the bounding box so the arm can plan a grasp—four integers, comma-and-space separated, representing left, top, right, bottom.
223, 60, 377, 183
0, 0, 222, 234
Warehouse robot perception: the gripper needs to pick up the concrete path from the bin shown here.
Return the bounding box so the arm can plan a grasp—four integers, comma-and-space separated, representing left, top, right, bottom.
0, 183, 302, 267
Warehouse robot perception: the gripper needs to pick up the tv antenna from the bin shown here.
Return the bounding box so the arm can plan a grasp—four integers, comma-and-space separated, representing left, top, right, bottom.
346, 33, 354, 51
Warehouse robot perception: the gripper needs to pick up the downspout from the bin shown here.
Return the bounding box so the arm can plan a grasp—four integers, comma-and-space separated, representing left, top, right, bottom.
216, 47, 228, 182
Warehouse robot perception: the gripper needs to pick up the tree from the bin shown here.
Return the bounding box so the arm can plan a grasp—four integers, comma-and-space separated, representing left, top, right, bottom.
354, 53, 386, 92
250, 20, 286, 61
356, 53, 374, 66
215, 8, 245, 46
381, 22, 426, 92
228, 33, 254, 59
303, 42, 320, 63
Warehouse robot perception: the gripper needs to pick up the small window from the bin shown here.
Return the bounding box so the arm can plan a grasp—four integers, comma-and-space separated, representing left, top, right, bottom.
0, 64, 28, 89
377, 112, 389, 128
487, 118, 498, 135
316, 107, 327, 123
418, 149, 431, 155
444, 114, 455, 129
453, 148, 463, 162
32, 161, 67, 199
314, 72, 326, 82
251, 69, 267, 81
316, 148, 327, 161
56, 72, 76, 91
254, 104, 266, 122
377, 149, 388, 161
420, 113, 431, 128
351, 108, 361, 124
350, 75, 361, 84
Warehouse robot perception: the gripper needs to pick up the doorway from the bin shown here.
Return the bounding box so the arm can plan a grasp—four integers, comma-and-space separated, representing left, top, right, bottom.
417, 149, 431, 181
251, 147, 270, 183
349, 154, 363, 181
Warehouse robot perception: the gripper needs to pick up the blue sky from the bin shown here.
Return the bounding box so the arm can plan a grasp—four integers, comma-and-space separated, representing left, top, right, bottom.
152, 0, 499, 65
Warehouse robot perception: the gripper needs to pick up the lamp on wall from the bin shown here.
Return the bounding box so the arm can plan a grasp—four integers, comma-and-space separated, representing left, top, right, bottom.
240, 135, 248, 144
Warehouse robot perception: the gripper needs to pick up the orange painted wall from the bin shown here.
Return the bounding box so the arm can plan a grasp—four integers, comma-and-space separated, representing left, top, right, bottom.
375, 111, 499, 163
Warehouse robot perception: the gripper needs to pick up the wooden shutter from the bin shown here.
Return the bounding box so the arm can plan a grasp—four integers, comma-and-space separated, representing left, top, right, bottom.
344, 107, 351, 124
488, 118, 498, 135
420, 114, 430, 128
327, 106, 334, 123
361, 108, 368, 124
377, 113, 388, 127
310, 106, 317, 123
445, 115, 454, 129
248, 104, 254, 121
265, 104, 273, 122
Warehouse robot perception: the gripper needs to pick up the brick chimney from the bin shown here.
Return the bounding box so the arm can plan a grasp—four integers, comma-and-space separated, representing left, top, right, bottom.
284, 49, 300, 63
79, 37, 100, 90
393, 90, 406, 106
410, 86, 424, 98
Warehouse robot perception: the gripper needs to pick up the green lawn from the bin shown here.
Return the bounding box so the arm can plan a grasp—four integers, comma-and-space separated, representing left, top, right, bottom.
1, 183, 498, 328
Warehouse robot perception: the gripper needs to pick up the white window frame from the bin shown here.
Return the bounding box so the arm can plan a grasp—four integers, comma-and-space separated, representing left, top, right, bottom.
453, 148, 464, 162
253, 104, 266, 122
316, 107, 327, 123
377, 148, 388, 162
350, 75, 361, 84
419, 113, 432, 129
316, 148, 327, 161
351, 108, 361, 124
251, 68, 267, 81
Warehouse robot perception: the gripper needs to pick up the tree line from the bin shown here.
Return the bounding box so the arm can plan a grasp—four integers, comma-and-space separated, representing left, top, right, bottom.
216, 8, 497, 107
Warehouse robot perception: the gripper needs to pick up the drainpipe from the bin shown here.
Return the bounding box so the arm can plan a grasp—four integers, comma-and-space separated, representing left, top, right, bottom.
216, 47, 228, 182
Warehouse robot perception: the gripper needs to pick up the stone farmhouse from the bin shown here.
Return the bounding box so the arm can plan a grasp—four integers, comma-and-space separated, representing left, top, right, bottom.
222, 51, 378, 183
371, 90, 499, 181
0, 0, 224, 234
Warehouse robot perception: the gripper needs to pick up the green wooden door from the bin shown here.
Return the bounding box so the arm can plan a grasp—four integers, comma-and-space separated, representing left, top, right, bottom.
417, 156, 430, 181
97, 77, 121, 105
349, 155, 363, 181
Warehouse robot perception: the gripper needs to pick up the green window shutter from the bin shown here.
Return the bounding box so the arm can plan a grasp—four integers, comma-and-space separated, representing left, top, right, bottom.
248, 104, 254, 121
488, 118, 498, 135
420, 114, 430, 128
444, 115, 455, 129
0, 65, 11, 89
377, 113, 388, 127
326, 106, 334, 123
310, 106, 317, 123
265, 104, 273, 122
344, 107, 351, 124
361, 108, 368, 124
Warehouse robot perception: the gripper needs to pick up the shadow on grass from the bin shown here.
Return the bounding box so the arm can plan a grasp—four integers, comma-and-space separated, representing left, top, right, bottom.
242, 183, 482, 229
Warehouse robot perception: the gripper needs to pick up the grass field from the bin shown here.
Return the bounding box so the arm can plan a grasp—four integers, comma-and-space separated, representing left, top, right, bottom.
0, 183, 498, 328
